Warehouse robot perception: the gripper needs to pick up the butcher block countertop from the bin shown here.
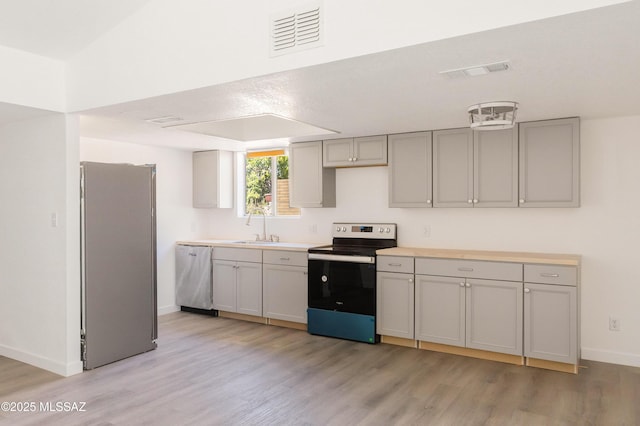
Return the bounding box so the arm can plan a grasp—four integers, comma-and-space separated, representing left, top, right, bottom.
377, 247, 581, 266
176, 239, 327, 252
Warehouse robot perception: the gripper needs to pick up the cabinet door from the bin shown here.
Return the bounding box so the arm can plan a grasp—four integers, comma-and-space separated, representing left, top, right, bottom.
323, 138, 353, 167
212, 260, 237, 312
474, 128, 518, 207
263, 264, 308, 323
192, 151, 233, 208
388, 132, 433, 207
415, 275, 465, 347
466, 279, 523, 355
352, 135, 387, 166
433, 128, 474, 207
236, 261, 263, 317
376, 272, 414, 339
290, 141, 336, 208
519, 117, 580, 207
524, 283, 577, 364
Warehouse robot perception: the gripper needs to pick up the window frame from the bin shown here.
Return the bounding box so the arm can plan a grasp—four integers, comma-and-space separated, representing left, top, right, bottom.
237, 149, 300, 218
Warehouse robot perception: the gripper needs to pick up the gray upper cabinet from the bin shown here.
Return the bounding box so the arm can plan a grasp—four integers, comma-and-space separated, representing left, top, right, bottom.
474, 128, 519, 207
323, 135, 387, 167
519, 117, 580, 207
193, 150, 233, 208
388, 132, 433, 207
289, 141, 336, 208
433, 128, 474, 207
433, 127, 518, 208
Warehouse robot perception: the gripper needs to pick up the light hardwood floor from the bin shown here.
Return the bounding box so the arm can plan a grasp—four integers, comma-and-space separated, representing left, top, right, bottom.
1, 312, 639, 425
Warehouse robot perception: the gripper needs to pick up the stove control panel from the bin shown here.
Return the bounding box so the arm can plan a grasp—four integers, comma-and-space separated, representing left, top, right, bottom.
332, 223, 396, 239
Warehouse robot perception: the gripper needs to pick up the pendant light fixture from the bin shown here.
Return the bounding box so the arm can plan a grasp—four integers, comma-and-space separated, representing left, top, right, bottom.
468, 101, 518, 131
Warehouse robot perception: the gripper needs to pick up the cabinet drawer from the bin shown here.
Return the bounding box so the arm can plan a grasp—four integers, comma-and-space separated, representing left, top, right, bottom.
212, 247, 262, 263
262, 250, 307, 267
415, 258, 522, 281
377, 256, 414, 273
524, 264, 577, 286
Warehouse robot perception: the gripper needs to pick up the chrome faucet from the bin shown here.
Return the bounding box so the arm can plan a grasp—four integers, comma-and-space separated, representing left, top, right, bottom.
245, 206, 268, 241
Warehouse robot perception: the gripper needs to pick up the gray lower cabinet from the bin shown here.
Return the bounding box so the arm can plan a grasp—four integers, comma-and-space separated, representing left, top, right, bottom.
519, 117, 580, 207
376, 271, 415, 339
524, 264, 578, 364
290, 141, 336, 208
376, 256, 415, 339
415, 275, 465, 346
262, 250, 308, 324
323, 135, 387, 167
415, 275, 523, 355
465, 279, 523, 355
388, 132, 433, 207
212, 248, 263, 316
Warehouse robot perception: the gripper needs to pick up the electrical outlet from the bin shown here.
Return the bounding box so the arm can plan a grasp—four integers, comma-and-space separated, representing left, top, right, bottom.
423, 225, 431, 238
609, 315, 621, 331
309, 224, 318, 234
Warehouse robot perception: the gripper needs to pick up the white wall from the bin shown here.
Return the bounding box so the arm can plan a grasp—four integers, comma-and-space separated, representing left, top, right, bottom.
79, 137, 207, 314
66, 0, 625, 111
193, 115, 640, 367
0, 114, 81, 376
0, 45, 65, 111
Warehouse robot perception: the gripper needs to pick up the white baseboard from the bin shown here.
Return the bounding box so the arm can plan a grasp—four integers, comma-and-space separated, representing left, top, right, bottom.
0, 343, 83, 377
158, 304, 180, 316
581, 347, 640, 368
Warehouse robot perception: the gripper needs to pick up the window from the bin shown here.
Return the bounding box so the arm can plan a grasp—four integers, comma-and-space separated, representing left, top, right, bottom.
243, 150, 300, 217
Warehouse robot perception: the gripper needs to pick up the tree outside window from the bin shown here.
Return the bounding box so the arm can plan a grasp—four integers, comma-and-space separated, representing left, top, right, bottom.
245, 153, 299, 216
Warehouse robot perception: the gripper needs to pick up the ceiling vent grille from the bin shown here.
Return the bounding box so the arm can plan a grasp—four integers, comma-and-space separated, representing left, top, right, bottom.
440, 60, 512, 79
270, 3, 322, 57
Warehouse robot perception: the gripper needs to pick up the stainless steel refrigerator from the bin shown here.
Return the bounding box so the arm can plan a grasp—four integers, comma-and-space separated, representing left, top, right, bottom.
80, 162, 157, 370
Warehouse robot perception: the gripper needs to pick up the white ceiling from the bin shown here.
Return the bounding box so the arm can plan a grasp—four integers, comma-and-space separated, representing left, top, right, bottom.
0, 0, 150, 60
1, 2, 639, 151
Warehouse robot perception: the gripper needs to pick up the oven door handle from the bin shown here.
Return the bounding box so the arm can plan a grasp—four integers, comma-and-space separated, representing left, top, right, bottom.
308, 253, 375, 264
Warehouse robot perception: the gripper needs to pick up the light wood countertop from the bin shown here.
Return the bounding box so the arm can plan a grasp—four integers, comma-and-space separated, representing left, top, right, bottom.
377, 247, 581, 266
176, 239, 327, 252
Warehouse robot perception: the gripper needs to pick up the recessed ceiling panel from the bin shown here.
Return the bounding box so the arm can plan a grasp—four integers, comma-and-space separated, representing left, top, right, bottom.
169, 113, 337, 141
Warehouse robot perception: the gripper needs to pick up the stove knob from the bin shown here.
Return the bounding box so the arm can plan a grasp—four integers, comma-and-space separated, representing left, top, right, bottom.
341, 226, 347, 232
378, 227, 384, 233
321, 275, 328, 282
385, 227, 391, 233
336, 226, 341, 232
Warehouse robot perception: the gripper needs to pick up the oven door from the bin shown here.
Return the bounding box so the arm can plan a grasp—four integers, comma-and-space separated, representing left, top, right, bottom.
308, 254, 376, 316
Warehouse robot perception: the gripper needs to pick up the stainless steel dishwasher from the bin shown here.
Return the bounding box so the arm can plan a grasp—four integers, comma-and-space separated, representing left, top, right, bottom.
175, 244, 215, 312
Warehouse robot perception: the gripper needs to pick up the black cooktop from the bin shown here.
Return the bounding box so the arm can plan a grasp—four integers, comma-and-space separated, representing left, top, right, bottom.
308, 237, 397, 257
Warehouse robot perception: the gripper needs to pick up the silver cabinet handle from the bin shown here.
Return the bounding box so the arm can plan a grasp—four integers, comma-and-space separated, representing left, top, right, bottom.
458, 267, 474, 272
280, 257, 290, 261
524, 288, 531, 293
353, 157, 357, 162
388, 263, 402, 267
465, 283, 471, 288
519, 199, 525, 204
427, 199, 431, 204
540, 273, 560, 278
467, 199, 473, 204
409, 278, 414, 283
473, 199, 478, 204
459, 282, 465, 287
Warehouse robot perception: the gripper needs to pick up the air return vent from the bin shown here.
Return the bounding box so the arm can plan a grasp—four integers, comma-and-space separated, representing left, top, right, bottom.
270, 2, 322, 57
